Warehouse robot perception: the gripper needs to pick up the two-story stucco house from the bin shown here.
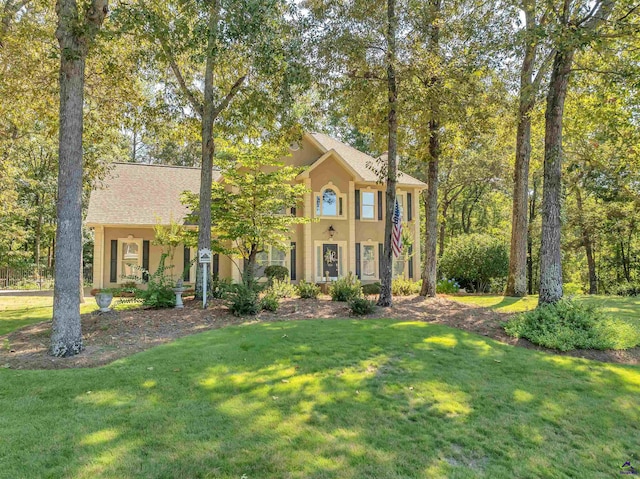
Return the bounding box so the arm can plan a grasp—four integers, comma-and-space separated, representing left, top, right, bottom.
85, 132, 426, 289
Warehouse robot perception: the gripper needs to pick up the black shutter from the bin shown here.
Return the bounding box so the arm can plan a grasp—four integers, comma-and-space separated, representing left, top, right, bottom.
407, 192, 413, 221
213, 253, 220, 279
408, 245, 414, 279
378, 243, 383, 277
290, 242, 296, 280
183, 246, 191, 282
142, 240, 150, 282
355, 190, 360, 220
109, 240, 117, 283
378, 191, 383, 220
291, 207, 297, 216
339, 197, 343, 216
355, 243, 361, 279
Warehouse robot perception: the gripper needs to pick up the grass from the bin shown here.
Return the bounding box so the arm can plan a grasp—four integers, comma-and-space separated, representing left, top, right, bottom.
450, 294, 640, 322
0, 295, 138, 336
1, 319, 639, 478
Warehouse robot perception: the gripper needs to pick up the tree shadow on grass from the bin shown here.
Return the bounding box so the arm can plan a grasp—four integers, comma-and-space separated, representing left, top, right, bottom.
1, 319, 639, 478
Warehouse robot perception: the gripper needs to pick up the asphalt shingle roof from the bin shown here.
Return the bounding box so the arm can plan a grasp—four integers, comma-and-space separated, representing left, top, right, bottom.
85, 163, 215, 226
309, 132, 426, 187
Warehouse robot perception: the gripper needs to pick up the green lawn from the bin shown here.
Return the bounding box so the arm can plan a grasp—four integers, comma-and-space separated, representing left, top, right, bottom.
450, 294, 640, 322
1, 319, 639, 478
0, 295, 137, 336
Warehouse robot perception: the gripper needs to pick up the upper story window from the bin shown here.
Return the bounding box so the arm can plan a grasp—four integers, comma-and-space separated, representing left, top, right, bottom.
361, 191, 375, 219
315, 184, 345, 218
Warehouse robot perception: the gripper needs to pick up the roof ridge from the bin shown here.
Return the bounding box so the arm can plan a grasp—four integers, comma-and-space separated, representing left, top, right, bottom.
112, 162, 201, 171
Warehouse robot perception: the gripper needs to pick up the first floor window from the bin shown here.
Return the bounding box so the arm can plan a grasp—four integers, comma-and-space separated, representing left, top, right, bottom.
393, 254, 406, 278
362, 244, 376, 278
256, 246, 286, 277
118, 237, 143, 281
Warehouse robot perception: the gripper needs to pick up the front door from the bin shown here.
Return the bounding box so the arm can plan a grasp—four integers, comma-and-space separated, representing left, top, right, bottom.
322, 243, 339, 279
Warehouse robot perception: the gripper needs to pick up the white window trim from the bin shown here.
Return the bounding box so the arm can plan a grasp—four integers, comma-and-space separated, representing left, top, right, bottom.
314, 240, 347, 282
360, 240, 379, 281
396, 190, 408, 222
359, 188, 377, 222
255, 245, 291, 281
117, 237, 143, 283
314, 182, 347, 219
392, 253, 409, 279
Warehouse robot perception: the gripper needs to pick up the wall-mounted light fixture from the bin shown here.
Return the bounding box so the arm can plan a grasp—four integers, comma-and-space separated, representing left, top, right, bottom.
328, 225, 336, 239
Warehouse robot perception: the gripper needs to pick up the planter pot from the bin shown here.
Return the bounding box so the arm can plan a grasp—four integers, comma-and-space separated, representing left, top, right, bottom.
95, 292, 113, 312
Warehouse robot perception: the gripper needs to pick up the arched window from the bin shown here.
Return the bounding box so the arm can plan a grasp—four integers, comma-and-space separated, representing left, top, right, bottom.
314, 184, 345, 218
322, 189, 337, 216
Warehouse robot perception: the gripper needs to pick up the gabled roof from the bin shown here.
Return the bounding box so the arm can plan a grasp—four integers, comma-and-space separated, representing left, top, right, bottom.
85, 163, 218, 226
307, 132, 426, 187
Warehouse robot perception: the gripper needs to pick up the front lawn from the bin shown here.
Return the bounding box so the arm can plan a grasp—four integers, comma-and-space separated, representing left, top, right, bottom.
0, 295, 138, 336
451, 294, 640, 323
1, 319, 639, 478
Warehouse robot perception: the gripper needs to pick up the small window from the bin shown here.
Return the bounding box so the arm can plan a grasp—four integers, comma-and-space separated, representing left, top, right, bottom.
362, 245, 376, 278
361, 192, 375, 219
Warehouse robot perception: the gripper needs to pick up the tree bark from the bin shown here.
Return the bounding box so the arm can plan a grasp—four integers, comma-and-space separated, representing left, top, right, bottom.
538, 49, 574, 305
419, 0, 441, 298
575, 187, 597, 294
506, 0, 539, 297
377, 0, 398, 307
195, 1, 219, 301
51, 0, 108, 357
527, 175, 538, 294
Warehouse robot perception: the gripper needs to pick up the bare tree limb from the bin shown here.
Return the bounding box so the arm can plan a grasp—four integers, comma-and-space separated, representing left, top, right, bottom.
212, 74, 247, 119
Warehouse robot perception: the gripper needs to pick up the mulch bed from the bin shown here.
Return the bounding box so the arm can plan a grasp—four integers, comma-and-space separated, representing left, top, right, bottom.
1, 295, 638, 370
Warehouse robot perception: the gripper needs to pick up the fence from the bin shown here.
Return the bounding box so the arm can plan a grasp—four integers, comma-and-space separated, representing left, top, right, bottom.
0, 267, 55, 290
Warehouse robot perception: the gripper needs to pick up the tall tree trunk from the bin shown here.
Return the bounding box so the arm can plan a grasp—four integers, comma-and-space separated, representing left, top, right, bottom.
419, 0, 441, 298
538, 50, 574, 305
506, 0, 538, 297
377, 0, 398, 307
195, 1, 219, 301
51, 0, 108, 357
575, 186, 597, 294
527, 175, 538, 295
34, 193, 42, 267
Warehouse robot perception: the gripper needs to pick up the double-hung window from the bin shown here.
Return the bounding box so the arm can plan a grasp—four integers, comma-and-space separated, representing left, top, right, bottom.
361, 191, 375, 220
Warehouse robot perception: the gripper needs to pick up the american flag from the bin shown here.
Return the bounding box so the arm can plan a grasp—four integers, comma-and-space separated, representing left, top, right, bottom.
392, 197, 403, 257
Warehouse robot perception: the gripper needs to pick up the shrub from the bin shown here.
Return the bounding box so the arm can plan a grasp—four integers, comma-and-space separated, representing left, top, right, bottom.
563, 282, 584, 295
392, 278, 421, 296
349, 297, 376, 316
265, 278, 297, 299
489, 277, 506, 294
211, 277, 235, 299
133, 254, 175, 308
329, 273, 362, 302
297, 280, 320, 299
611, 282, 640, 297
436, 278, 460, 294
362, 282, 381, 296
260, 292, 280, 312
264, 265, 289, 283
226, 284, 260, 316
504, 299, 640, 351
439, 234, 509, 293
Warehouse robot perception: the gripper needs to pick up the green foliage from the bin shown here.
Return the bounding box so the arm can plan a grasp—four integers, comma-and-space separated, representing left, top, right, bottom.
264, 279, 297, 299
610, 282, 640, 297
563, 282, 584, 295
182, 142, 310, 286
211, 278, 235, 300
329, 273, 362, 302
504, 299, 640, 351
489, 277, 506, 294
436, 278, 460, 294
260, 292, 280, 312
439, 234, 509, 293
264, 265, 289, 283
362, 282, 381, 296
297, 280, 320, 299
133, 255, 176, 309
349, 297, 376, 316
392, 278, 421, 296
226, 284, 260, 317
